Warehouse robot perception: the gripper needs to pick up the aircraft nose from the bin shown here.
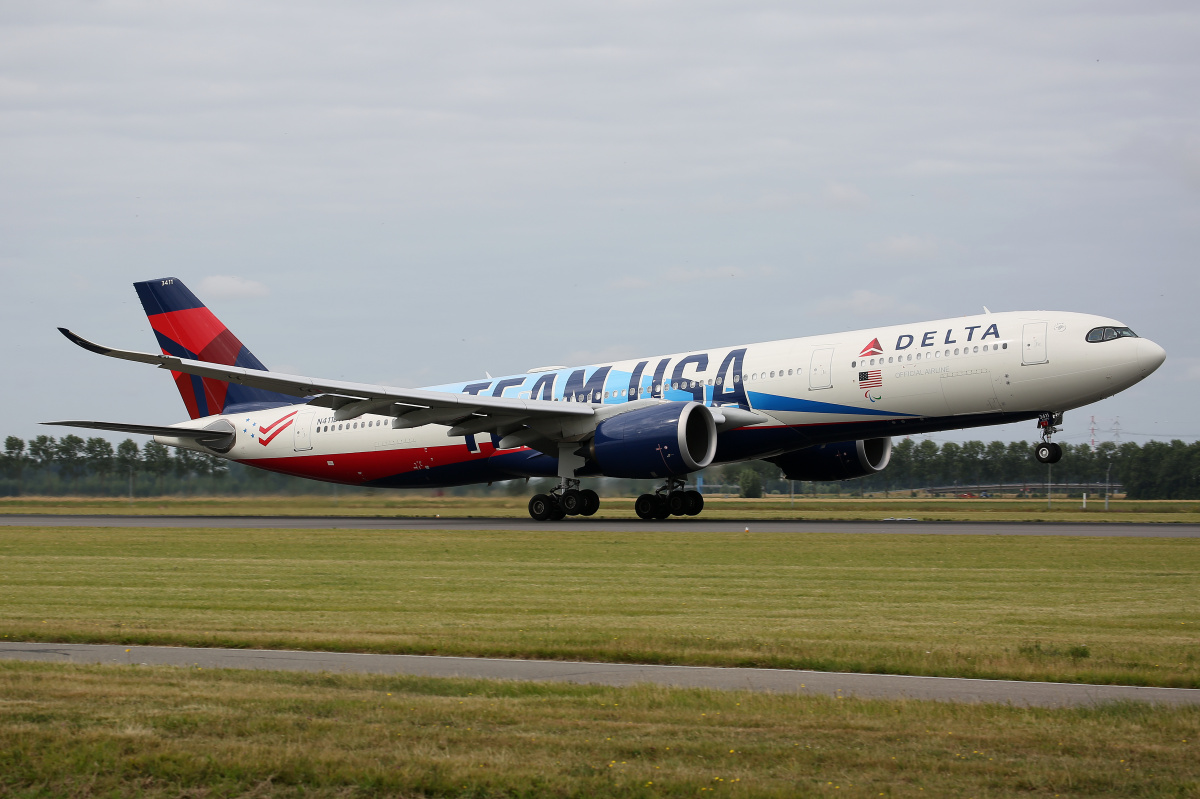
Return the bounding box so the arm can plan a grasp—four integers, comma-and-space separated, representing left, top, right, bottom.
1137, 339, 1167, 373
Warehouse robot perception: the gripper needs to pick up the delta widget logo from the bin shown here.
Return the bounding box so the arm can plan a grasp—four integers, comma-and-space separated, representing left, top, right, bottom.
859, 338, 884, 357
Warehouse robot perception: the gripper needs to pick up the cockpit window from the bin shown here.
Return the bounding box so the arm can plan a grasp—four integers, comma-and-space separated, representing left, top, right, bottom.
1086, 326, 1137, 343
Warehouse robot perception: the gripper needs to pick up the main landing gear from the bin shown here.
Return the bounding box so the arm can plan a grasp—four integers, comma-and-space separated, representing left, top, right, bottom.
528, 478, 600, 521
1034, 412, 1064, 464
634, 477, 704, 520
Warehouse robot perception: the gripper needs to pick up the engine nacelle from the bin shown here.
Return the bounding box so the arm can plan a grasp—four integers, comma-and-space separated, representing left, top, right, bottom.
768, 438, 892, 481
587, 402, 717, 479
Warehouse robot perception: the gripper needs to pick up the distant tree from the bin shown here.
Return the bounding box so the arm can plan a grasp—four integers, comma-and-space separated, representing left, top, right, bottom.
84, 437, 115, 488
959, 441, 985, 485
940, 442, 962, 486
739, 468, 763, 499
28, 435, 57, 470
1005, 441, 1032, 486
2, 436, 25, 482
56, 435, 87, 483
981, 441, 1008, 483
912, 439, 940, 488
889, 438, 915, 489
142, 441, 173, 493
115, 439, 141, 496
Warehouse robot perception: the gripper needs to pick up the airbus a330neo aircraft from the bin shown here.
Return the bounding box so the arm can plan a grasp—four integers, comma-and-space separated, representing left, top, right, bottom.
48, 278, 1166, 520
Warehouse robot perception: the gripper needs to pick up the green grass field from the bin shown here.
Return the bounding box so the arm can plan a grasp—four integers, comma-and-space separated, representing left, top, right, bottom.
2, 526, 1197, 687
2, 660, 1197, 798
4, 494, 1200, 522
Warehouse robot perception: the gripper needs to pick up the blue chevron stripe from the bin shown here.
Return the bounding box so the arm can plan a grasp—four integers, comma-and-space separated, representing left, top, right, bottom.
747, 391, 914, 418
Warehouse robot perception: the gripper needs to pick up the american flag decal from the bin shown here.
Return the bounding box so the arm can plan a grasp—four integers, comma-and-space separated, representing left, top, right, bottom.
858, 370, 883, 388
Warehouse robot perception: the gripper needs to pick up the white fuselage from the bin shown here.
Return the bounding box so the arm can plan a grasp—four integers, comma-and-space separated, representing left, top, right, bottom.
161, 310, 1165, 487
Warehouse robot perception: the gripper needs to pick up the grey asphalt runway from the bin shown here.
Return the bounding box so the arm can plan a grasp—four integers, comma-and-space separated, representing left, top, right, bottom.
2, 642, 1196, 708
1, 514, 1198, 536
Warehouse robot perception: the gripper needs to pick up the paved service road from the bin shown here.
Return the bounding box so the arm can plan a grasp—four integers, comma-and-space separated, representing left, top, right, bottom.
0, 514, 1198, 537
2, 642, 1197, 708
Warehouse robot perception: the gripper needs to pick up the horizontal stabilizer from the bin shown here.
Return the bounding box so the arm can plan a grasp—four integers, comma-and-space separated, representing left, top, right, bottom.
42, 419, 237, 452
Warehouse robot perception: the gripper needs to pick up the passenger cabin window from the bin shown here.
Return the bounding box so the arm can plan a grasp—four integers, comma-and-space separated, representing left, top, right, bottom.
1086, 326, 1138, 343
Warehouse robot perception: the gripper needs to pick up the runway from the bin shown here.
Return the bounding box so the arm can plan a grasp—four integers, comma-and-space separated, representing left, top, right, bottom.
1, 514, 1198, 536
2, 642, 1196, 708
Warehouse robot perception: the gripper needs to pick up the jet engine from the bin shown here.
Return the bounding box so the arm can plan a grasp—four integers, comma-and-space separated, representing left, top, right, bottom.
768, 438, 892, 481
586, 402, 717, 479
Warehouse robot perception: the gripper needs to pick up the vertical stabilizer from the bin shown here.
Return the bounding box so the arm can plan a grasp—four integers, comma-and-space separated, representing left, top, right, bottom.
134, 277, 295, 419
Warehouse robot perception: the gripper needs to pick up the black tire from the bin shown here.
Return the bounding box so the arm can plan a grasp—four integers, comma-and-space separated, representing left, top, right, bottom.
634, 493, 656, 520
684, 490, 704, 516
561, 489, 584, 516
528, 494, 553, 521
652, 494, 672, 520
667, 491, 688, 516
1035, 443, 1054, 464
580, 489, 600, 516
1046, 442, 1063, 464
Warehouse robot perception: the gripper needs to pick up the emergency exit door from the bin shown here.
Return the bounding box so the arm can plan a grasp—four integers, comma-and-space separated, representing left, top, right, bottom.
293, 410, 315, 451
809, 347, 834, 390
1022, 322, 1048, 365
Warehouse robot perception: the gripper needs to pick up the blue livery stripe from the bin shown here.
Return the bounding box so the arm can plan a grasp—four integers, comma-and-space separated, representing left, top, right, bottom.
747, 391, 913, 418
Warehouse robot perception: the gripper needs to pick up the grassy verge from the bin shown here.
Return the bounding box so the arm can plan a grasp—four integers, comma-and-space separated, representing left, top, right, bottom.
2, 526, 1197, 686
3, 494, 1200, 522
1, 661, 1196, 798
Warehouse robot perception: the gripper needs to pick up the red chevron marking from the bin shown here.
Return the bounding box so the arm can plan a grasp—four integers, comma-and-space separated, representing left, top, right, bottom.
257, 411, 298, 446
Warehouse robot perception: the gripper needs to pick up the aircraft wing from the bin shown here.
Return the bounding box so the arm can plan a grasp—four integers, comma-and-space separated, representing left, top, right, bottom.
58, 327, 599, 449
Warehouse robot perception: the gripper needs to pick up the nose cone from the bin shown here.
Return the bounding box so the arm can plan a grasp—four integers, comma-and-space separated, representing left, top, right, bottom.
1137, 339, 1167, 374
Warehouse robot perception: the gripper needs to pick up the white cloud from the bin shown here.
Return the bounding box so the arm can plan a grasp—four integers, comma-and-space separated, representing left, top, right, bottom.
824, 181, 870, 209
870, 234, 941, 259
198, 275, 269, 300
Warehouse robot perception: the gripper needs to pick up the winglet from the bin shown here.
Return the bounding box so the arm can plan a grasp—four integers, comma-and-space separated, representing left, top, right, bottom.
59, 327, 112, 356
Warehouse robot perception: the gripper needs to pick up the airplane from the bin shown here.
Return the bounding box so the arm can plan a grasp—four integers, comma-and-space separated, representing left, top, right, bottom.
47, 278, 1166, 520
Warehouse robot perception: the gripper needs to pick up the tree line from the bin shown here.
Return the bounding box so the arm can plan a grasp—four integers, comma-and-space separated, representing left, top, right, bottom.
1, 433, 1197, 499
702, 438, 1198, 499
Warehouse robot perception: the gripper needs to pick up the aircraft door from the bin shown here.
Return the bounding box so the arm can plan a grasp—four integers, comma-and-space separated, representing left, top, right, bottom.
1022, 322, 1048, 365
293, 410, 315, 451
809, 347, 834, 390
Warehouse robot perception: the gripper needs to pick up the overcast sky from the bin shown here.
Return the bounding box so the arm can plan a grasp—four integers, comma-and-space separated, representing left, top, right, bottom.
2, 1, 1197, 448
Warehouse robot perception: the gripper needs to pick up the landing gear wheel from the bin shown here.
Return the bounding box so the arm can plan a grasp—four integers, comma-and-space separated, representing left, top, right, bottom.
528, 494, 554, 521
1034, 442, 1063, 464
683, 490, 704, 516
634, 493, 656, 520
548, 501, 566, 521
667, 491, 688, 516
560, 489, 585, 516
652, 494, 672, 520
580, 489, 600, 516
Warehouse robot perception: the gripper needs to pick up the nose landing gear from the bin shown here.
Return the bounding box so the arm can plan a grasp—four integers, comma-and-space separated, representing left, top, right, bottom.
1033, 412, 1064, 464
635, 478, 704, 520
528, 478, 600, 521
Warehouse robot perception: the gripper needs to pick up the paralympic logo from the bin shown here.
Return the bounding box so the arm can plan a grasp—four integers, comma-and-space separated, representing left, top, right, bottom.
864, 390, 882, 403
